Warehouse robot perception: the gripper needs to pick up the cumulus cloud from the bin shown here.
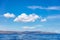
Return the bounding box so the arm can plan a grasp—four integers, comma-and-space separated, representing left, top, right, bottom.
14, 13, 39, 22
27, 6, 60, 10
3, 13, 15, 18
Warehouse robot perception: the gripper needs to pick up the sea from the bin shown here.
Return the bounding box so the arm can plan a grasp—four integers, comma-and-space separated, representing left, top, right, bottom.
0, 32, 60, 40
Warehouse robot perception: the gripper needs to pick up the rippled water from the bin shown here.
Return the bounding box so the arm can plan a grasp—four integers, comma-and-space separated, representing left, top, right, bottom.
0, 33, 60, 40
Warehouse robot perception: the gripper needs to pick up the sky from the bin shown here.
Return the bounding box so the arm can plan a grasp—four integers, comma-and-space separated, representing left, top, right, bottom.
0, 0, 60, 33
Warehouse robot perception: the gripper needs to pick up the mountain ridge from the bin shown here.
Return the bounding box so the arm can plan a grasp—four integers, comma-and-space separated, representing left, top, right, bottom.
0, 30, 58, 34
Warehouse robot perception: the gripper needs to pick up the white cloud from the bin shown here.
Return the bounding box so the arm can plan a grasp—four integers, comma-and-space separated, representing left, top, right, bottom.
47, 6, 60, 10
20, 24, 43, 31
27, 6, 60, 10
22, 26, 35, 30
21, 26, 36, 31
41, 18, 47, 22
14, 13, 39, 22
34, 24, 43, 27
21, 26, 42, 31
3, 13, 15, 18
21, 24, 44, 31
47, 15, 60, 19
28, 6, 43, 10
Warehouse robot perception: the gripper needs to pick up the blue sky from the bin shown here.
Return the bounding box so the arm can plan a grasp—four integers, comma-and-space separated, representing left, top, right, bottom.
0, 0, 60, 33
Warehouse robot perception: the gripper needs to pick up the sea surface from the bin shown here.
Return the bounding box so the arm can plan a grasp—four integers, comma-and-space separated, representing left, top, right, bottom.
0, 33, 60, 40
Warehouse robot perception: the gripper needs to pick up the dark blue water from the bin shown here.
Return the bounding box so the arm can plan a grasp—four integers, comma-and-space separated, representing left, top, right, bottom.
0, 33, 60, 40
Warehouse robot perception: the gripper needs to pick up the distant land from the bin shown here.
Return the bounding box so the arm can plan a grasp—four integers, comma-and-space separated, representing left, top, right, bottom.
0, 31, 58, 34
